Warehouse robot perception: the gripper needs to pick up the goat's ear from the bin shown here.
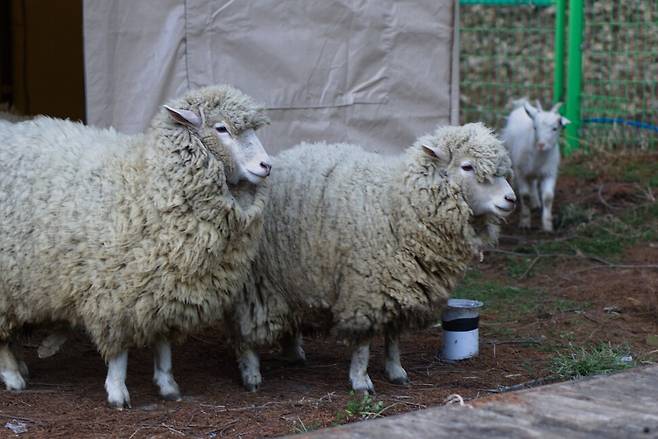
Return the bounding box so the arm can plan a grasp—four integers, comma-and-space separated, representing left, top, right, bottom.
559, 116, 571, 127
164, 105, 202, 128
550, 102, 563, 113
422, 143, 450, 163
523, 102, 538, 120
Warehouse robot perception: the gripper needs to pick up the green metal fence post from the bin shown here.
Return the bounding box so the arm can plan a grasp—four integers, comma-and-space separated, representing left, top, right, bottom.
565, 0, 583, 153
553, 0, 565, 105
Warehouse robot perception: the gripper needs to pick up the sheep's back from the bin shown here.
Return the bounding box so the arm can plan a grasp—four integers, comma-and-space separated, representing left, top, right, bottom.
0, 117, 136, 327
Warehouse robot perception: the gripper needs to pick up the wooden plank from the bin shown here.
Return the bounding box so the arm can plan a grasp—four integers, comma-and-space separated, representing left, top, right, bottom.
292, 366, 658, 439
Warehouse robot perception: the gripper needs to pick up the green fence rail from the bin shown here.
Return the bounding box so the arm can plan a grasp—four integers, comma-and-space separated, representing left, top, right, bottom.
459, 0, 658, 151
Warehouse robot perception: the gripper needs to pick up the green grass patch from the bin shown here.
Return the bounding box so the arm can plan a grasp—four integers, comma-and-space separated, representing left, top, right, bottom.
550, 343, 634, 379
621, 161, 658, 187
561, 162, 599, 181
336, 392, 385, 422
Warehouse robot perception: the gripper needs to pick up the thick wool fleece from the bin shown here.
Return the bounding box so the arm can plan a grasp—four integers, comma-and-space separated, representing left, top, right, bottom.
233, 123, 511, 346
0, 85, 268, 360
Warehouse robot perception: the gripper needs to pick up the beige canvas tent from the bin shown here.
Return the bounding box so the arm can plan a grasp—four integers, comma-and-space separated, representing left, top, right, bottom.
3, 0, 459, 154
84, 0, 459, 153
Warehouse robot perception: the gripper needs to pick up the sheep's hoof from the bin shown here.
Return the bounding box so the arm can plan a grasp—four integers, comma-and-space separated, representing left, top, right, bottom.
243, 382, 260, 392
107, 398, 131, 410
161, 391, 182, 402
388, 376, 410, 385
351, 375, 375, 394
1, 371, 26, 391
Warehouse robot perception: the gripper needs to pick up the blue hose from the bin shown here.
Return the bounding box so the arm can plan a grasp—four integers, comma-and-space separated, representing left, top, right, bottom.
583, 117, 658, 133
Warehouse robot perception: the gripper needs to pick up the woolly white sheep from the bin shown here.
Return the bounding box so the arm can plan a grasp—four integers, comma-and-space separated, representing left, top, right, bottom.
230, 123, 516, 392
502, 99, 570, 232
0, 85, 271, 408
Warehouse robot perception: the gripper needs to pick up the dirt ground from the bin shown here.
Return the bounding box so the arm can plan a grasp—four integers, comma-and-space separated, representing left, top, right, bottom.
1, 151, 657, 439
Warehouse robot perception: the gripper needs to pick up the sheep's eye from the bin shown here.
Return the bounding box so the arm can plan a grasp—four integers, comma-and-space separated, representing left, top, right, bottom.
461, 164, 474, 172
553, 126, 558, 131
215, 125, 229, 134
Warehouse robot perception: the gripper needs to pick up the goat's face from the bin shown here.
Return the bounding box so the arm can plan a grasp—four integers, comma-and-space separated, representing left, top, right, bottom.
164, 105, 272, 185
212, 123, 272, 185
524, 102, 571, 152
450, 158, 516, 217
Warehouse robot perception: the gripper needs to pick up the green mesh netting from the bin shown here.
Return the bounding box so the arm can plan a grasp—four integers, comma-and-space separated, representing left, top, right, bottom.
580, 0, 658, 149
459, 0, 658, 150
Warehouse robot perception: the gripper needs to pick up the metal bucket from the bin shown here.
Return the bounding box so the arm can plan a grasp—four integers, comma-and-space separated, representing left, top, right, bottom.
440, 299, 483, 361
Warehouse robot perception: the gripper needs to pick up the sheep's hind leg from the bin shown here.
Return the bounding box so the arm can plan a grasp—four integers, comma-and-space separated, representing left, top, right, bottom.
238, 347, 262, 392
349, 342, 374, 393
105, 351, 131, 409
280, 332, 306, 364
0, 342, 26, 391
153, 341, 181, 401
384, 333, 409, 385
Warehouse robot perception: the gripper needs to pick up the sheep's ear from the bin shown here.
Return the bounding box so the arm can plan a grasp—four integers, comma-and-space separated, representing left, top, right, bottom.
523, 102, 538, 120
560, 116, 571, 127
535, 100, 543, 111
164, 105, 202, 128
550, 102, 563, 113
422, 143, 450, 163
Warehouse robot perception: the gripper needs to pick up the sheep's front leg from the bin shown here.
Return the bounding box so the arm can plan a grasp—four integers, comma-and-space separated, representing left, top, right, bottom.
384, 333, 409, 385
0, 343, 26, 391
516, 177, 532, 229
153, 341, 181, 401
280, 332, 306, 364
349, 341, 374, 393
540, 176, 556, 232
238, 347, 262, 392
105, 351, 131, 409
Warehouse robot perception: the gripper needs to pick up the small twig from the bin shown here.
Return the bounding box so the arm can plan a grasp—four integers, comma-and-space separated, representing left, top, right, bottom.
520, 255, 541, 278
161, 423, 185, 436
0, 413, 43, 425
597, 184, 616, 210
482, 377, 554, 393
486, 338, 543, 346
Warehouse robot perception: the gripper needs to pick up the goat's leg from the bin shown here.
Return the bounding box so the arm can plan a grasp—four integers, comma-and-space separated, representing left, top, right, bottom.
280, 332, 306, 364
530, 179, 541, 209
384, 332, 409, 385
516, 177, 532, 229
349, 341, 374, 393
153, 340, 181, 401
105, 351, 131, 409
540, 176, 556, 232
38, 331, 68, 358
0, 342, 26, 391
237, 347, 262, 392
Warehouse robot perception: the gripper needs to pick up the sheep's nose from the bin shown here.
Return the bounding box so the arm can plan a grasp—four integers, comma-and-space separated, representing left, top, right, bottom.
505, 193, 517, 204
537, 142, 546, 150
260, 161, 272, 176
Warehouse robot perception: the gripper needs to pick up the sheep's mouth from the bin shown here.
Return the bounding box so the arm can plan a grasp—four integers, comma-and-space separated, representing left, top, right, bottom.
494, 204, 515, 213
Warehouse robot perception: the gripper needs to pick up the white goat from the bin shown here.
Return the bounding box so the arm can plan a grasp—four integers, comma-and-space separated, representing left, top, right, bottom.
502, 100, 570, 232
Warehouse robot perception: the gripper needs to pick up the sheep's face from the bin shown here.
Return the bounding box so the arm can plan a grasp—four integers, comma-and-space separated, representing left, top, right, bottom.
212, 122, 272, 185
524, 102, 571, 152
454, 160, 516, 217
164, 105, 272, 185
420, 123, 516, 218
